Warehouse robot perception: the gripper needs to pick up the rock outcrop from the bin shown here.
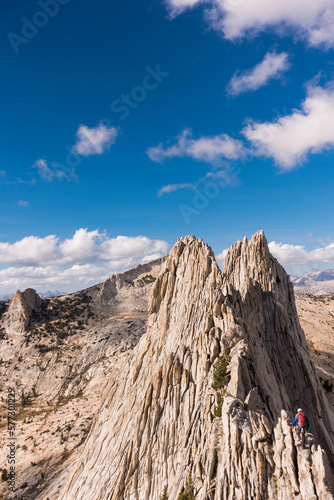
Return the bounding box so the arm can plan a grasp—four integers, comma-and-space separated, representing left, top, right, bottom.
57, 232, 334, 500
3, 288, 42, 334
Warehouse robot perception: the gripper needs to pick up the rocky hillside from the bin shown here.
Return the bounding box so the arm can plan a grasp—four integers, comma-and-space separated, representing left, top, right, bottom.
0, 258, 164, 499
0, 232, 333, 500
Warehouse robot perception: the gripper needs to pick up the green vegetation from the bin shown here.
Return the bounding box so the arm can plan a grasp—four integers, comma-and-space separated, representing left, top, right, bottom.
178, 470, 195, 500
26, 293, 96, 344
211, 349, 231, 417
136, 275, 156, 287
0, 327, 5, 340
1, 469, 8, 481
214, 393, 225, 418
212, 349, 231, 391
0, 301, 7, 321
160, 485, 168, 500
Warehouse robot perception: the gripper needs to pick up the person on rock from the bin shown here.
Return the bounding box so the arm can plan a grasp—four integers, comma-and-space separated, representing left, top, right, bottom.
291, 408, 310, 449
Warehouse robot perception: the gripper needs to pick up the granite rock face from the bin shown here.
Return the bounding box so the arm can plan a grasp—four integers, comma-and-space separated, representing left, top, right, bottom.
3, 288, 42, 334
58, 232, 334, 500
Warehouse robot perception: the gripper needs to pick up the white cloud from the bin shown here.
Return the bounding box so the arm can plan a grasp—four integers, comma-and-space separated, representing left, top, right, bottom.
0, 170, 6, 180
33, 158, 76, 182
243, 82, 334, 169
0, 257, 163, 297
17, 200, 29, 207
269, 241, 334, 265
166, 0, 334, 48
149, 82, 334, 179
147, 128, 246, 165
157, 168, 239, 196
227, 52, 290, 96
72, 123, 118, 156
0, 229, 169, 267
148, 129, 244, 196
167, 0, 202, 17
0, 235, 60, 266
0, 229, 169, 296
157, 183, 194, 196
216, 248, 228, 265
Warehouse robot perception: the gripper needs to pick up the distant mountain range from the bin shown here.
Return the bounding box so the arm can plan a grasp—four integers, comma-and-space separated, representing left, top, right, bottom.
291, 268, 334, 294
0, 290, 67, 301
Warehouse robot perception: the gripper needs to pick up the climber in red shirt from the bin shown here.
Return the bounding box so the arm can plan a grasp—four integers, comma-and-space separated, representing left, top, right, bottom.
292, 408, 310, 449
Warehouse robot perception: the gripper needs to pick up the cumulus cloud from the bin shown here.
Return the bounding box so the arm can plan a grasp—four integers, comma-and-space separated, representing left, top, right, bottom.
17, 200, 29, 207
0, 256, 164, 298
165, 0, 334, 48
227, 52, 290, 96
33, 158, 76, 182
0, 229, 169, 267
216, 248, 228, 265
72, 123, 118, 156
0, 229, 169, 296
147, 128, 246, 165
268, 241, 334, 266
243, 82, 334, 169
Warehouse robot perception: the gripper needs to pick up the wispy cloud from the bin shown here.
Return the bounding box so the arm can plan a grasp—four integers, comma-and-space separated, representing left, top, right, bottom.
13, 178, 36, 185
72, 123, 118, 156
0, 170, 6, 180
165, 0, 334, 49
166, 0, 202, 18
157, 168, 239, 196
147, 128, 246, 166
157, 182, 195, 196
243, 81, 334, 169
17, 200, 29, 207
227, 52, 290, 96
33, 158, 77, 182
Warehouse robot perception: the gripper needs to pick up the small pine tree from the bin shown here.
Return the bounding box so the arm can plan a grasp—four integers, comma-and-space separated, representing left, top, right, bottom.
1, 468, 8, 481
211, 350, 231, 391
160, 485, 168, 500
177, 470, 195, 500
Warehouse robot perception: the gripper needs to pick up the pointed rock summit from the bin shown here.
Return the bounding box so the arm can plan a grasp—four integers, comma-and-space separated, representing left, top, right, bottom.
57, 232, 334, 500
3, 288, 42, 334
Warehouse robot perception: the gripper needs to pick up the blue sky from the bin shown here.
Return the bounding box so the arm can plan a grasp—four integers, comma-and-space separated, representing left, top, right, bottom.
1, 0, 334, 295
